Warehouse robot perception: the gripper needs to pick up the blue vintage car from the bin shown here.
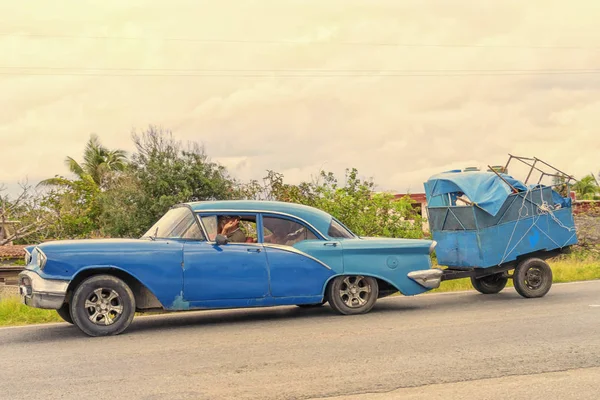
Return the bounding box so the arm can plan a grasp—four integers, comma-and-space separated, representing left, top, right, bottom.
18, 200, 438, 336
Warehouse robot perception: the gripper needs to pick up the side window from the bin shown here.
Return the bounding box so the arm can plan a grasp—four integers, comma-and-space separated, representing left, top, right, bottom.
200, 214, 258, 243
262, 216, 318, 247
328, 218, 355, 239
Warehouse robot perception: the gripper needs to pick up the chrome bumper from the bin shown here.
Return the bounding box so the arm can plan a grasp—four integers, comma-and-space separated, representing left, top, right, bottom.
18, 270, 69, 310
408, 268, 444, 289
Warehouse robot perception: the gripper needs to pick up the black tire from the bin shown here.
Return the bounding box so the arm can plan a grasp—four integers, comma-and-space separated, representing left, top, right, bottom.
56, 302, 74, 324
70, 275, 136, 337
470, 273, 508, 294
327, 275, 379, 315
513, 258, 553, 298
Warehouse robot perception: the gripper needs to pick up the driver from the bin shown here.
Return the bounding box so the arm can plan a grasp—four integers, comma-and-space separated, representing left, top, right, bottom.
218, 215, 246, 243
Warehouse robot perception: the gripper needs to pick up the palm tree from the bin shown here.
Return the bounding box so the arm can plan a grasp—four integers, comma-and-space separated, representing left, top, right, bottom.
573, 175, 599, 200
40, 134, 127, 188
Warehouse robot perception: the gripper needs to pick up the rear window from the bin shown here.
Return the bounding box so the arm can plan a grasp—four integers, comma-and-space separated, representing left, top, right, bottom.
327, 218, 355, 239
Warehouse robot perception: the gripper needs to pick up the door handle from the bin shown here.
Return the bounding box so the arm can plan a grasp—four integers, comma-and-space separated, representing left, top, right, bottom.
324, 242, 337, 247
247, 248, 262, 253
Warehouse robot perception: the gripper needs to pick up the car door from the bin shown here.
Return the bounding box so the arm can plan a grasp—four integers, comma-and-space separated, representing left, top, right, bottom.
261, 214, 341, 297
182, 213, 269, 302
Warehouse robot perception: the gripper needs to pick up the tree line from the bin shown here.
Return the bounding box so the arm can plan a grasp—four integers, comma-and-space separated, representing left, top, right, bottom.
0, 126, 425, 245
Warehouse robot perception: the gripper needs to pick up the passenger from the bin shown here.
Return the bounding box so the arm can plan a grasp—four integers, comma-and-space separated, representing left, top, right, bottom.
218, 215, 246, 243
263, 220, 299, 245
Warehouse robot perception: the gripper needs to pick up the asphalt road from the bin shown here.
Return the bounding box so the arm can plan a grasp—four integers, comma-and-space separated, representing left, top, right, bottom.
1, 281, 599, 400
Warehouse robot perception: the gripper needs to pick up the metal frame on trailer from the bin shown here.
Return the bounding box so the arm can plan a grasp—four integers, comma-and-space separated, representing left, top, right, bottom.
504, 154, 578, 187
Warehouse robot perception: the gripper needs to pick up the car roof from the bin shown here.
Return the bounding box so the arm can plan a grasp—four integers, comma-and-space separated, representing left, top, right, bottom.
185, 200, 335, 237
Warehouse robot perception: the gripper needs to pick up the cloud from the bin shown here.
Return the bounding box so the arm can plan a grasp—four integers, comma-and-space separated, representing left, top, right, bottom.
1, 0, 599, 195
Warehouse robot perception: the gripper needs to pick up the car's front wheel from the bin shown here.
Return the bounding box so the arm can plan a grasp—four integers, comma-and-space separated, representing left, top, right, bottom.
327, 275, 378, 315
70, 275, 136, 337
56, 302, 74, 324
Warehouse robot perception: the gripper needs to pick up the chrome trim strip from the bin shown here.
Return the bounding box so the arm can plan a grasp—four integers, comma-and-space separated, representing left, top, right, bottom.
407, 268, 443, 289
36, 248, 48, 270
263, 243, 332, 270
222, 242, 262, 247
194, 209, 328, 240
24, 247, 32, 266
195, 213, 210, 242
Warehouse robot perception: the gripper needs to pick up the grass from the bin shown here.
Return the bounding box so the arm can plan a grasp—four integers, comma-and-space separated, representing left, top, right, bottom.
1, 252, 599, 327
0, 298, 164, 327
0, 297, 63, 327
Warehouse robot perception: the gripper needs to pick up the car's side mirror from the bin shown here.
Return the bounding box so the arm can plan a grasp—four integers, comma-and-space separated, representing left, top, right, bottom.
215, 234, 229, 246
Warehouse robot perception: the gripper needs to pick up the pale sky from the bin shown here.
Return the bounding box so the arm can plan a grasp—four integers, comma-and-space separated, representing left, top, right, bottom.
1, 0, 600, 197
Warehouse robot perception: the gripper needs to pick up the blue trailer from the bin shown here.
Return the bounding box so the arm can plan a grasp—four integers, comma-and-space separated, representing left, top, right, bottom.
424, 156, 578, 298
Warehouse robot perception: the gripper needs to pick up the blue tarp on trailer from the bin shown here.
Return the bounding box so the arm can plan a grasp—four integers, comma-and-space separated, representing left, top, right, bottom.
424, 171, 528, 216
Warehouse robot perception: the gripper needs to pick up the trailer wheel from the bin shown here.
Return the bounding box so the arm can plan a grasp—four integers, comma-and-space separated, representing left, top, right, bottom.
470, 273, 508, 294
513, 258, 552, 298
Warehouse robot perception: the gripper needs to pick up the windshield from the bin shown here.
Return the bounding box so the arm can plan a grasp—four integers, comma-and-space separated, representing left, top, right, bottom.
142, 207, 204, 240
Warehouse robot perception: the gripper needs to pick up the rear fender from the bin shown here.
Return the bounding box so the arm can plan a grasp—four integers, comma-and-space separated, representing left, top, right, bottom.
322, 273, 403, 299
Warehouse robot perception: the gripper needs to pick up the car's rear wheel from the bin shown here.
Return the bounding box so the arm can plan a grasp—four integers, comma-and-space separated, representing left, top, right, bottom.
470, 272, 508, 294
70, 275, 136, 337
56, 302, 74, 324
327, 275, 378, 315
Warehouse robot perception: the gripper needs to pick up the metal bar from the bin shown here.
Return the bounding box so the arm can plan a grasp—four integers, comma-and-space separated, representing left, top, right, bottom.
511, 157, 549, 178
441, 208, 449, 230
544, 173, 569, 179
448, 207, 467, 230
510, 155, 537, 161
473, 203, 480, 231
496, 195, 517, 225
534, 157, 577, 181
456, 197, 473, 206
441, 264, 517, 281
487, 165, 518, 193
441, 269, 475, 280
504, 154, 514, 172
524, 158, 538, 184
508, 155, 576, 186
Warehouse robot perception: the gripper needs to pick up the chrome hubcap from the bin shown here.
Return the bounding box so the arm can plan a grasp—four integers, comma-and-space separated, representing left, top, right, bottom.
340, 276, 372, 308
84, 288, 123, 326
